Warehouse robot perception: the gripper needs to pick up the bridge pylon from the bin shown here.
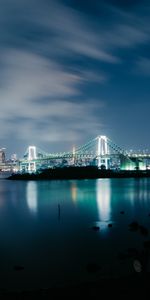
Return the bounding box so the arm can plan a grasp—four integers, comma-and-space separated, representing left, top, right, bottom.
97, 135, 109, 169
20, 146, 37, 173
28, 146, 37, 172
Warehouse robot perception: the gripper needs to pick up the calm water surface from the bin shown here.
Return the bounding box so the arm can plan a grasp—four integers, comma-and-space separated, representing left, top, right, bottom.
0, 178, 150, 290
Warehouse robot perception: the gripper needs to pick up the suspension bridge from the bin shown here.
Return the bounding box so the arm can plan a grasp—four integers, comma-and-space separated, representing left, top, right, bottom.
19, 135, 150, 173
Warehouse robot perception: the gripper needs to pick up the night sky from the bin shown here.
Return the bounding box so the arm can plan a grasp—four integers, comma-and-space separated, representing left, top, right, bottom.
0, 0, 150, 157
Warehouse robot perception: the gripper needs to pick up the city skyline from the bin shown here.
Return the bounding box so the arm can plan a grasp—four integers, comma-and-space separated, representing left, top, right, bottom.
0, 0, 150, 157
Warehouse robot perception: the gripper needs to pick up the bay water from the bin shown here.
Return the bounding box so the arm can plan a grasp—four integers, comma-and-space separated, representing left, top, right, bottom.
0, 178, 150, 290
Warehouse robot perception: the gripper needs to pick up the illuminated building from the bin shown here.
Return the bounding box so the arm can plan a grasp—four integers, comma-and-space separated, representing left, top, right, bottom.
0, 148, 5, 163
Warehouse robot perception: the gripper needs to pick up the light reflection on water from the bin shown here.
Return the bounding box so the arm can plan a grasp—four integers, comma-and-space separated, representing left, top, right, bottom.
95, 179, 112, 231
70, 181, 77, 204
0, 178, 150, 290
96, 179, 111, 222
26, 181, 38, 214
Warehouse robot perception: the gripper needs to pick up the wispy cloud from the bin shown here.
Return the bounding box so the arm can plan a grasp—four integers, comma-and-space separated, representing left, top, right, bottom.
135, 57, 150, 76
0, 49, 104, 150
0, 0, 150, 154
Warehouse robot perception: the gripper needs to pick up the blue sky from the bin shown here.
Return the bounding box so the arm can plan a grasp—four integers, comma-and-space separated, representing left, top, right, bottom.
0, 0, 150, 157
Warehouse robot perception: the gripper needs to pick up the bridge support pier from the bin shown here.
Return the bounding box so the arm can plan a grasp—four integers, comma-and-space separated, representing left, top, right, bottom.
98, 158, 109, 169
28, 162, 36, 173
19, 162, 36, 173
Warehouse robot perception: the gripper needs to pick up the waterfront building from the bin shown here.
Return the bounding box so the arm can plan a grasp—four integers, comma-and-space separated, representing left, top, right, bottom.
0, 148, 5, 163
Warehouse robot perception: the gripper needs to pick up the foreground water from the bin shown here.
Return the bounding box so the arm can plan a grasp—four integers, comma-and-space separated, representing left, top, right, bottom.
0, 178, 150, 290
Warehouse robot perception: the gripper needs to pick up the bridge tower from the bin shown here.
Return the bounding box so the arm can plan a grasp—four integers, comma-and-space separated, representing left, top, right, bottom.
28, 146, 37, 172
97, 135, 109, 169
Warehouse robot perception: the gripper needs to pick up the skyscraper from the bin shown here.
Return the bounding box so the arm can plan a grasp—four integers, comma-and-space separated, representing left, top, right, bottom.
0, 148, 5, 163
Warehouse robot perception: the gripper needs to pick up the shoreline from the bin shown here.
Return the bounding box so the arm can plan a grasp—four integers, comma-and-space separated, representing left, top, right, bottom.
7, 166, 150, 180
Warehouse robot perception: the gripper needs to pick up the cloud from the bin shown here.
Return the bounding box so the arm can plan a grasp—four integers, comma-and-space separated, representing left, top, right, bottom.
0, 0, 118, 63
0, 0, 150, 155
135, 57, 150, 76
0, 0, 149, 62
0, 49, 80, 116
0, 48, 104, 152
105, 24, 148, 49
32, 0, 119, 63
